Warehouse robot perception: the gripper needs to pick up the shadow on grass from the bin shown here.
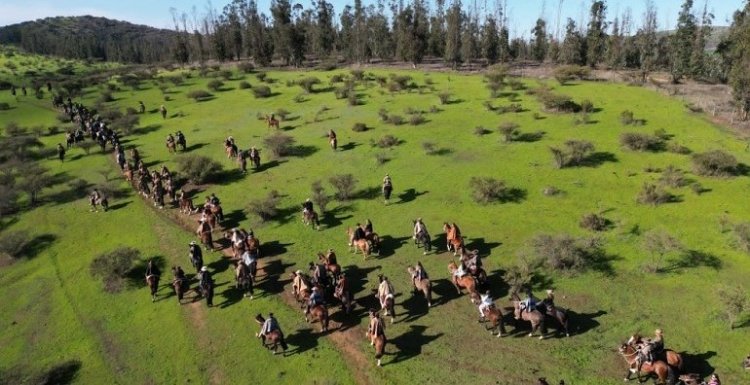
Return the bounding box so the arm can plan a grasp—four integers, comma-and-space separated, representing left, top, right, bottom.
515, 131, 545, 142
397, 188, 428, 204
568, 309, 606, 336
222, 209, 247, 230
321, 205, 354, 229
340, 142, 360, 151
663, 250, 722, 272
679, 350, 717, 377
580, 151, 618, 167
18, 233, 58, 260
356, 186, 381, 200
255, 159, 285, 172
185, 142, 209, 152
377, 235, 410, 258
256, 258, 295, 295
285, 328, 319, 355
387, 325, 443, 365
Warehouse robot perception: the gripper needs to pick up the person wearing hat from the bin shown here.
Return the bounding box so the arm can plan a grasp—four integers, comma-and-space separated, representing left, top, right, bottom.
367, 308, 385, 346
189, 241, 203, 272
146, 259, 161, 278
57, 143, 66, 162
411, 261, 428, 291
325, 249, 337, 266
707, 373, 720, 385
478, 289, 494, 319
352, 223, 366, 243
138, 101, 145, 114
198, 266, 214, 306
382, 174, 393, 203
413, 218, 427, 240
259, 312, 285, 347
363, 219, 374, 235
377, 275, 394, 311
306, 285, 324, 314
638, 329, 664, 370
302, 198, 313, 215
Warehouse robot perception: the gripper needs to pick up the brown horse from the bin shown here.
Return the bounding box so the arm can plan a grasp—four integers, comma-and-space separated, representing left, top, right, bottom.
171, 267, 190, 304
407, 267, 432, 307
366, 328, 387, 367
334, 277, 354, 314
626, 335, 683, 370
235, 262, 254, 299
255, 314, 288, 354
442, 222, 464, 255
198, 229, 213, 251
305, 304, 329, 332
329, 136, 337, 150
291, 271, 312, 306
166, 140, 176, 153
266, 115, 280, 129
179, 195, 197, 214
510, 292, 547, 339
317, 252, 341, 279
480, 305, 507, 337
146, 273, 159, 302
447, 261, 480, 303
346, 228, 371, 260
225, 143, 238, 159
303, 210, 320, 230
618, 343, 676, 385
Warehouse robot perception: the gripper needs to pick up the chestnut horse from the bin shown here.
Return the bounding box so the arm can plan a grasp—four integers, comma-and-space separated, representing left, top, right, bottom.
291, 271, 312, 306
442, 222, 464, 254
618, 343, 676, 385
225, 142, 238, 159
480, 305, 507, 337
346, 227, 371, 260
407, 267, 432, 307
334, 277, 354, 314
166, 139, 176, 153
510, 292, 547, 339
305, 304, 329, 332
366, 328, 387, 367
255, 314, 288, 354
303, 210, 320, 230
146, 273, 159, 302
317, 252, 341, 279
626, 335, 683, 370
447, 261, 480, 303
266, 115, 280, 129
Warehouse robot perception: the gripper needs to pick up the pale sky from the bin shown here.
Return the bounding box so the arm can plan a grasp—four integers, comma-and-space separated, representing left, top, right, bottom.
0, 0, 745, 38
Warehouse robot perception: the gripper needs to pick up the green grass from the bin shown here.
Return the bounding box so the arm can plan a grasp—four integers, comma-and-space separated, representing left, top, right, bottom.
2, 50, 750, 384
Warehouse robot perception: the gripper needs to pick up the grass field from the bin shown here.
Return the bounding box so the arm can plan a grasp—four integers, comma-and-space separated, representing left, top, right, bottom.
1, 49, 750, 385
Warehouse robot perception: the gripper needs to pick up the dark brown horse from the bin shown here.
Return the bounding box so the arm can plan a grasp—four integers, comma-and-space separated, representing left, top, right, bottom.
480, 305, 507, 337
318, 252, 341, 279
171, 267, 190, 304
538, 298, 571, 337
303, 210, 320, 230
626, 335, 683, 370
235, 261, 254, 299
166, 139, 176, 153
255, 314, 288, 354
367, 327, 387, 367
407, 267, 432, 307
146, 273, 159, 302
447, 261, 480, 303
334, 276, 354, 314
618, 343, 676, 385
510, 292, 546, 339
305, 304, 329, 332
442, 222, 464, 255
266, 115, 280, 129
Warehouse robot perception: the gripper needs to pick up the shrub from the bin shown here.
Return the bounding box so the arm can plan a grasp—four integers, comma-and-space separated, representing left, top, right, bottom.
252, 85, 272, 98
642, 229, 683, 273
78, 141, 96, 155
530, 234, 604, 273
692, 150, 738, 177
347, 92, 359, 106
293, 94, 306, 103
298, 77, 321, 93
175, 155, 223, 184
620, 132, 663, 151
553, 65, 591, 85
580, 213, 608, 231
667, 142, 691, 154
263, 133, 295, 157
733, 222, 750, 254
246, 191, 281, 222
350, 69, 365, 81
111, 114, 140, 135
255, 72, 267, 82
537, 91, 581, 112
375, 135, 399, 148
637, 183, 673, 206
274, 108, 291, 121
533, 112, 544, 120
690, 182, 705, 195
0, 230, 31, 259
438, 91, 452, 105
89, 247, 140, 293
507, 79, 526, 90
550, 140, 595, 168
542, 186, 562, 196
387, 114, 405, 126
580, 100, 594, 113
329, 174, 357, 200
0, 102, 10, 110
330, 74, 346, 83
422, 142, 436, 155
498, 122, 519, 142
56, 113, 71, 123
352, 122, 368, 132
717, 285, 749, 330
502, 257, 540, 293
474, 126, 490, 136
207, 79, 224, 91
236, 62, 254, 73
238, 81, 252, 89
98, 90, 114, 103
660, 166, 688, 188
409, 114, 426, 126
389, 74, 412, 89
469, 177, 513, 204
311, 181, 331, 213
187, 89, 213, 101
620, 110, 635, 125
375, 153, 389, 165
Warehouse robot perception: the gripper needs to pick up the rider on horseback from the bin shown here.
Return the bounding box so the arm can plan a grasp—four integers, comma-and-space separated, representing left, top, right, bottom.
411, 262, 428, 290
209, 193, 220, 206
364, 219, 373, 235
478, 289, 494, 318
302, 198, 313, 214
352, 224, 366, 242
413, 218, 428, 239
521, 288, 537, 313
259, 312, 285, 346
306, 286, 324, 314
146, 259, 161, 278
636, 329, 665, 370
198, 266, 213, 297
368, 309, 385, 346
189, 241, 203, 271
377, 276, 394, 310
90, 189, 101, 212
453, 260, 468, 279
326, 249, 337, 265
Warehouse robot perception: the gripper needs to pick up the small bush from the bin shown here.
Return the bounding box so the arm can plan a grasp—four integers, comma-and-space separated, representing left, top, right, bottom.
498, 122, 519, 142
474, 126, 490, 136
717, 285, 749, 330
409, 114, 426, 126
274, 108, 291, 120
330, 74, 346, 83
537, 91, 581, 113
377, 108, 389, 122
660, 166, 688, 188
187, 89, 213, 101
375, 135, 399, 148
335, 85, 352, 99
329, 174, 357, 200
347, 92, 359, 106
550, 140, 595, 168
0, 230, 31, 259
438, 91, 452, 105
533, 112, 544, 120
502, 257, 540, 293
580, 213, 608, 231
620, 132, 663, 152
298, 77, 321, 93
530, 233, 604, 273
690, 182, 705, 195
175, 155, 223, 184
637, 183, 673, 206
620, 110, 635, 125
469, 177, 513, 204
387, 114, 405, 126
293, 94, 306, 103
422, 142, 436, 154
263, 133, 296, 157
352, 122, 368, 132
311, 181, 331, 213
98, 90, 114, 103
580, 100, 594, 113
542, 186, 562, 196
642, 229, 683, 273
255, 72, 267, 81
553, 65, 591, 85
429, 105, 439, 113
237, 62, 255, 73
507, 79, 526, 90
375, 153, 389, 165
667, 142, 691, 154
238, 81, 252, 89
692, 150, 738, 177
252, 85, 272, 98
0, 102, 10, 110
350, 69, 365, 81
89, 247, 140, 293
207, 79, 224, 91
246, 191, 281, 222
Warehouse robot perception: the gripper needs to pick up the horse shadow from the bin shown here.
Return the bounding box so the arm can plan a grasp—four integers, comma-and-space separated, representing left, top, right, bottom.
356, 186, 381, 200
466, 238, 502, 257
400, 289, 431, 323
396, 188, 428, 204
255, 159, 285, 172
321, 205, 354, 228
290, 145, 318, 158
580, 152, 618, 167
107, 201, 131, 211
663, 250, 722, 272
377, 235, 410, 258
185, 142, 208, 152
387, 325, 443, 365
515, 131, 545, 142
20, 233, 57, 259
132, 124, 161, 135
679, 351, 717, 377
36, 360, 82, 385
222, 209, 247, 230
339, 142, 360, 152
431, 278, 459, 305
568, 309, 606, 335
256, 259, 294, 295
216, 283, 248, 309
284, 328, 319, 356
207, 255, 233, 274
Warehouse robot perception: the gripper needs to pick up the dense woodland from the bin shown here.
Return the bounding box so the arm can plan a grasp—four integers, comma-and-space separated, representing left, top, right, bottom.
0, 1, 750, 118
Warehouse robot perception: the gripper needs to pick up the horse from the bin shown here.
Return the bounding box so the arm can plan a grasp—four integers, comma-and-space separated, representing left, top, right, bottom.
305, 304, 329, 332
329, 136, 337, 150
254, 314, 288, 354
407, 267, 432, 307
198, 279, 214, 307
166, 139, 176, 153
291, 271, 312, 306
266, 115, 280, 129
334, 277, 354, 314
626, 335, 683, 370
412, 223, 432, 254
303, 210, 321, 230
198, 229, 213, 251
317, 252, 341, 280
442, 222, 465, 255
346, 228, 372, 260
176, 135, 186, 151
382, 183, 392, 203
235, 262, 254, 299
225, 143, 238, 159
618, 343, 677, 385
447, 261, 480, 303
539, 299, 571, 337
480, 305, 507, 337
145, 273, 159, 302
510, 292, 547, 339
171, 267, 190, 304
377, 287, 396, 324
366, 328, 387, 367
250, 150, 260, 169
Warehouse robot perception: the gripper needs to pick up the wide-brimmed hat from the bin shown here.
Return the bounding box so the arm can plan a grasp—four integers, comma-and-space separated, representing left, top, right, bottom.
201, 266, 208, 272
190, 241, 196, 245
295, 270, 303, 275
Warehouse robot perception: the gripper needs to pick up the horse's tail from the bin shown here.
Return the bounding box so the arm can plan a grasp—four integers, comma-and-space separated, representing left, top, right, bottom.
665, 364, 676, 385
280, 337, 288, 351
375, 338, 385, 359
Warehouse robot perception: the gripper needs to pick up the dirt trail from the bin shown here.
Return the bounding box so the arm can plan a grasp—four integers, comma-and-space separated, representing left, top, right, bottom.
142, 200, 377, 385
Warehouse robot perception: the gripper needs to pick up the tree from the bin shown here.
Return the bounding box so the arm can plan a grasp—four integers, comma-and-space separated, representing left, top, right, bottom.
17, 164, 53, 205
243, 0, 274, 65
642, 229, 683, 272
498, 25, 510, 62
717, 285, 749, 330
313, 0, 335, 58
352, 0, 370, 63
727, 1, 750, 120
606, 15, 623, 68
586, 1, 607, 67
482, 16, 500, 64
670, 0, 698, 83
444, 0, 462, 68
367, 1, 394, 60
531, 18, 548, 62
637, 1, 658, 81
560, 18, 584, 65
428, 0, 446, 57
396, 0, 429, 66
461, 11, 480, 63
690, 1, 714, 78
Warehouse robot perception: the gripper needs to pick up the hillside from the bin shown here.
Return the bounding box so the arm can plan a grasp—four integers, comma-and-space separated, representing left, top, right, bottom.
0, 16, 178, 63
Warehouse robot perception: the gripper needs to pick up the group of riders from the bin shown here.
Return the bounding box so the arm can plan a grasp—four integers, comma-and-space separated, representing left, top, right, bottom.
223, 136, 261, 173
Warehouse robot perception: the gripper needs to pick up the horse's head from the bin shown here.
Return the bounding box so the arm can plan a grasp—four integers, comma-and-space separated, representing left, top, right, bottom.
254, 314, 265, 324
617, 343, 632, 355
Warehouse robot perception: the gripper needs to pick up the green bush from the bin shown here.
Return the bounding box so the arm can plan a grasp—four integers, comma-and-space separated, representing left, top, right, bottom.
498, 122, 519, 142
175, 155, 223, 184
387, 114, 404, 125
692, 150, 738, 177
252, 85, 272, 98
580, 213, 608, 231
187, 89, 213, 101
246, 191, 281, 222
636, 183, 673, 206
620, 132, 663, 151
659, 166, 688, 188
409, 114, 426, 126
298, 77, 321, 93
263, 133, 296, 157
0, 230, 31, 259
469, 177, 513, 204
238, 81, 252, 89
553, 65, 591, 85
375, 135, 399, 148
329, 174, 358, 200
207, 79, 224, 91
352, 122, 368, 132
550, 140, 595, 168
530, 233, 603, 273
537, 91, 581, 113
0, 102, 10, 110
438, 91, 452, 105
89, 247, 140, 293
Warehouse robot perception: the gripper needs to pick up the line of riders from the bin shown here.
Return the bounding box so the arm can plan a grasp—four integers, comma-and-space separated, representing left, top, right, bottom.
223, 136, 261, 173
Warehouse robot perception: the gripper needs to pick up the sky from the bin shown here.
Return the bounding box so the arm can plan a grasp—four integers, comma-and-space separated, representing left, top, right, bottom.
0, 0, 745, 38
